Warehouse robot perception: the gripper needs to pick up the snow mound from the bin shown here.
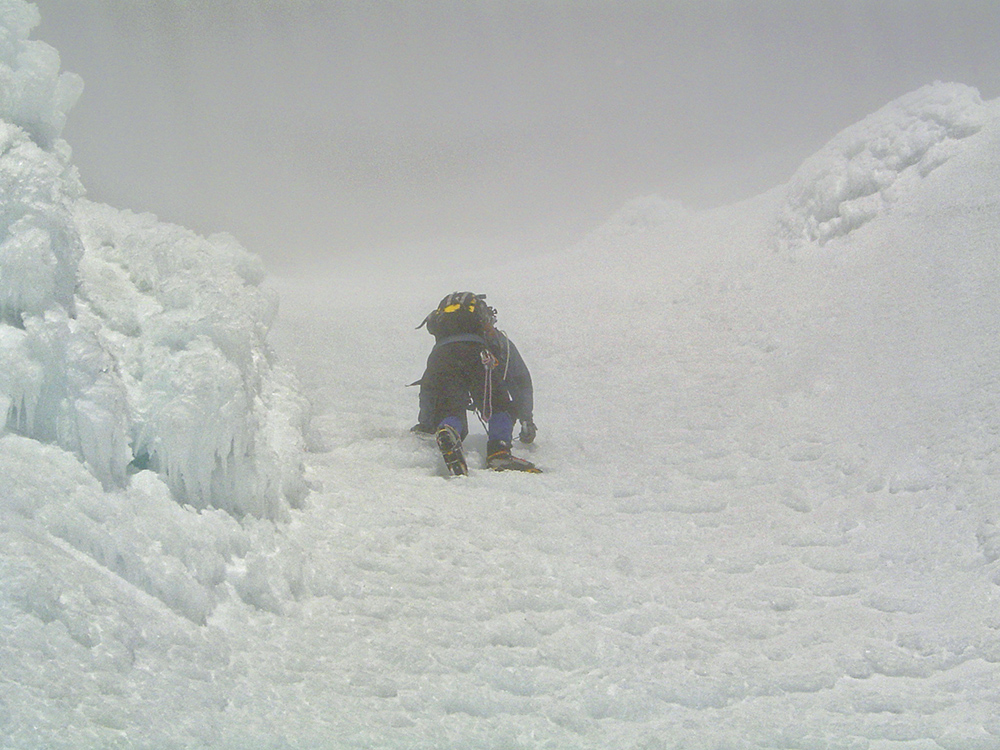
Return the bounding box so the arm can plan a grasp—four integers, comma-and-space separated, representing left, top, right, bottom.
778, 82, 986, 248
595, 194, 690, 238
1, 429, 310, 632
1, 434, 246, 625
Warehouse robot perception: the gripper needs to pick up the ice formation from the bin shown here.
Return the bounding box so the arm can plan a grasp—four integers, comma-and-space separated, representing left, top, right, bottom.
0, 0, 82, 149
0, 0, 308, 520
778, 82, 986, 248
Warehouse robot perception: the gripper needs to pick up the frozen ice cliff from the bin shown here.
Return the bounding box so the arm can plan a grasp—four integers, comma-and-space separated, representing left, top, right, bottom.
0, 0, 309, 639
0, 0, 307, 517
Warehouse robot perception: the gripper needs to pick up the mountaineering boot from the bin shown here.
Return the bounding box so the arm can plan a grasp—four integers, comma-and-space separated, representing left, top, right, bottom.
486, 440, 541, 473
436, 424, 468, 476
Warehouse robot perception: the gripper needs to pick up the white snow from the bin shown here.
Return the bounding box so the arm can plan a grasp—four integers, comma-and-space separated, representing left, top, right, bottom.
2, 1, 1000, 748
778, 82, 987, 249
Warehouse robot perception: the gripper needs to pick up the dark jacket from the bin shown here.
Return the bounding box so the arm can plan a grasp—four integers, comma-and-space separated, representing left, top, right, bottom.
484, 329, 533, 424
417, 329, 533, 428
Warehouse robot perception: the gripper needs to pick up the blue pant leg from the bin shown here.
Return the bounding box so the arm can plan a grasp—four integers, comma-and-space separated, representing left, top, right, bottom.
487, 411, 513, 446
439, 414, 469, 440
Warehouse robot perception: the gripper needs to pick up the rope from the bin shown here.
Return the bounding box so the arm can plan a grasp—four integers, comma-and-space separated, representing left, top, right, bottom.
475, 330, 507, 432
480, 349, 497, 420
478, 348, 499, 425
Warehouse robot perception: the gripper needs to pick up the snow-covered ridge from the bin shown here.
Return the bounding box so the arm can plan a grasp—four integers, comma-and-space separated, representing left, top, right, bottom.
594, 194, 691, 238
778, 82, 986, 247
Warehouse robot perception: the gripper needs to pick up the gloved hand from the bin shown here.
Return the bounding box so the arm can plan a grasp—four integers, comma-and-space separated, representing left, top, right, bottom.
518, 419, 537, 444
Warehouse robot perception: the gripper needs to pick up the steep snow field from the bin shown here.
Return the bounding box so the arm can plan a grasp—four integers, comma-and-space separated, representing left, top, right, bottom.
261, 83, 1000, 749
1, 2, 999, 746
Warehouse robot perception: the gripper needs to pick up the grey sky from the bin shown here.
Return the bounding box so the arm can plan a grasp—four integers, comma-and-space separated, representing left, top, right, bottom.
32, 1, 1000, 270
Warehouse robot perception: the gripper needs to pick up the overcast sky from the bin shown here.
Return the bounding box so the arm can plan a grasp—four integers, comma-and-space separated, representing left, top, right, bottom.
31, 0, 1000, 271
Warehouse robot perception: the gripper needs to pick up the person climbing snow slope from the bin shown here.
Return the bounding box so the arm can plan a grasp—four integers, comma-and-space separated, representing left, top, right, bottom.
412, 292, 539, 475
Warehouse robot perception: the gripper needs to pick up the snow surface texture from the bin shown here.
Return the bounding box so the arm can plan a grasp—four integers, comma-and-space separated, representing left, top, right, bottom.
2, 3, 1000, 747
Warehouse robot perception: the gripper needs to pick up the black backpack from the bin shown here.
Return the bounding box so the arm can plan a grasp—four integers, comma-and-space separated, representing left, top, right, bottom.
419, 292, 496, 338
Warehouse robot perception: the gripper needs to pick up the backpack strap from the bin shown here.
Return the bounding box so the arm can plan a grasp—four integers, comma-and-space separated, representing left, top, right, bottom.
433, 333, 487, 349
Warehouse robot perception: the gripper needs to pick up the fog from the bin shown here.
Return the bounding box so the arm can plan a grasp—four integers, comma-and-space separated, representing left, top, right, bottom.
32, 0, 1000, 271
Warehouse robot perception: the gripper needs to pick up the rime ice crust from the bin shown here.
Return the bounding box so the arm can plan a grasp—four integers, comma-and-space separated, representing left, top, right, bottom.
0, 0, 83, 148
0, 0, 310, 647
778, 82, 986, 249
73, 202, 309, 518
0, 0, 308, 519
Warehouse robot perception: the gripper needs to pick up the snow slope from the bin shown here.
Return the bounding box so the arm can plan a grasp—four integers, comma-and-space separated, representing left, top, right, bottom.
1, 2, 1000, 745
266, 81, 1000, 749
